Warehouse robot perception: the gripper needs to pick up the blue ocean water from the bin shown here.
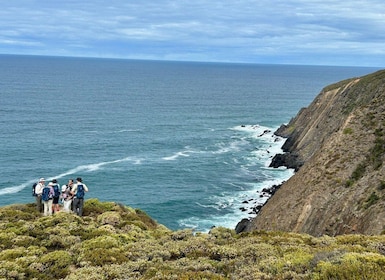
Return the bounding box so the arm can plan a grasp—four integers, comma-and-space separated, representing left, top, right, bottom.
0, 55, 380, 231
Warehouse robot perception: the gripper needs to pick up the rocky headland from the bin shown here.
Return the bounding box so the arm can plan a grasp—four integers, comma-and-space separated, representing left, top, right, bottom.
241, 69, 385, 236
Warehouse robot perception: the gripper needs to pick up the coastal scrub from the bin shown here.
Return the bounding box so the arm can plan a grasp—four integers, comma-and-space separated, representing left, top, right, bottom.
0, 200, 385, 279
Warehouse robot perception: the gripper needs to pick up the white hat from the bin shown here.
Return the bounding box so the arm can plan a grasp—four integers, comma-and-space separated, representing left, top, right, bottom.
39, 178, 45, 182
61, 185, 67, 192
48, 182, 54, 186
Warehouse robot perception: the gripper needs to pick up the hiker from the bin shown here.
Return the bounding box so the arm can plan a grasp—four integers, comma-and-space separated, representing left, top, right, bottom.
34, 178, 45, 212
71, 177, 89, 216
61, 179, 74, 213
42, 182, 55, 216
51, 179, 61, 213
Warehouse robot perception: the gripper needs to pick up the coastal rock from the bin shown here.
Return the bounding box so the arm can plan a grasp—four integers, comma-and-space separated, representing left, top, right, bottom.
261, 184, 282, 196
269, 153, 303, 171
235, 218, 250, 234
251, 204, 263, 214
234, 183, 283, 231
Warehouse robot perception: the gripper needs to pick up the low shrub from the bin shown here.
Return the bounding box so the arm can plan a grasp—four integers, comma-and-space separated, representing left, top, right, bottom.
364, 192, 380, 209
343, 127, 354, 135
313, 252, 385, 279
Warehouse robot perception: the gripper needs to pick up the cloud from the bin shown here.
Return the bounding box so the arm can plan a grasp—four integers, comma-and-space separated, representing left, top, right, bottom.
0, 0, 384, 66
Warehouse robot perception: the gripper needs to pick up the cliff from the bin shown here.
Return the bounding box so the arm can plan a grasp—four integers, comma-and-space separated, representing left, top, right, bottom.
246, 69, 385, 236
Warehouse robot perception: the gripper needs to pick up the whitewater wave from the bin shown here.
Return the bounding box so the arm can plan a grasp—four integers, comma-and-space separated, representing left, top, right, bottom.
161, 129, 270, 162
177, 124, 294, 232
86, 129, 141, 134
0, 181, 36, 196
179, 171, 294, 232
162, 151, 191, 161
161, 141, 248, 163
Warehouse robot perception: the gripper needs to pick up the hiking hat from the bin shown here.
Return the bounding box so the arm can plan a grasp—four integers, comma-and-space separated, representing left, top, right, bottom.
39, 178, 45, 182
61, 185, 67, 192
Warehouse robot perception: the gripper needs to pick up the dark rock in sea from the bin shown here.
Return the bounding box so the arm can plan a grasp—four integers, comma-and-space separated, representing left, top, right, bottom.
261, 184, 282, 196
252, 204, 263, 214
274, 124, 290, 138
258, 129, 271, 137
269, 153, 303, 171
235, 218, 250, 234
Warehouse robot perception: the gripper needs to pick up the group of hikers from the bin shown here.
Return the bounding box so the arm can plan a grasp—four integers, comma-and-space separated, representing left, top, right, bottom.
32, 177, 89, 216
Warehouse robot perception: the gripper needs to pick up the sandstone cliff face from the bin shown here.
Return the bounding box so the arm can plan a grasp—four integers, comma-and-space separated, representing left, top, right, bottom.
247, 70, 385, 236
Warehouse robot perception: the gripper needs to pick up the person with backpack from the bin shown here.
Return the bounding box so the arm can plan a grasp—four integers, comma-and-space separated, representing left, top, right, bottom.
42, 182, 55, 216
34, 178, 46, 213
51, 179, 61, 213
71, 177, 89, 216
61, 179, 74, 213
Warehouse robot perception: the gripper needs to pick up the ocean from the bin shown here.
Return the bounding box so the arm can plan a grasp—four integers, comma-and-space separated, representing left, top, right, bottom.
0, 54, 380, 231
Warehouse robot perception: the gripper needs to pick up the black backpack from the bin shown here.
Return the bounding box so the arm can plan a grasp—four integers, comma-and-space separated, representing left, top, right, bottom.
32, 183, 37, 196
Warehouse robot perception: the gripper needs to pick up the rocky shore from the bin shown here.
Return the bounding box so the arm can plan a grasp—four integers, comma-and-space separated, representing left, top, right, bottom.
235, 181, 284, 233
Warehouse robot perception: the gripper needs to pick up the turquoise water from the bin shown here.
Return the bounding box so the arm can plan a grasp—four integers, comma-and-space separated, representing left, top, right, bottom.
0, 55, 379, 231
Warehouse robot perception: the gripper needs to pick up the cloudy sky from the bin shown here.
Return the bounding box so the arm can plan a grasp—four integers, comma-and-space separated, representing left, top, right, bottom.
1, 0, 384, 66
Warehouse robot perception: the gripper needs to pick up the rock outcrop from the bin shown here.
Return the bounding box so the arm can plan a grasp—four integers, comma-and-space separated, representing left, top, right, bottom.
245, 69, 385, 236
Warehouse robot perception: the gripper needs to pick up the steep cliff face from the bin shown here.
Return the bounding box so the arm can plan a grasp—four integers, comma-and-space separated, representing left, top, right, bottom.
247, 69, 385, 236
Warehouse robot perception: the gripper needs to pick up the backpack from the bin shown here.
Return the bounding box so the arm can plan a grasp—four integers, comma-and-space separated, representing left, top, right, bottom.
76, 184, 85, 199
42, 186, 53, 201
53, 184, 60, 198
32, 183, 37, 196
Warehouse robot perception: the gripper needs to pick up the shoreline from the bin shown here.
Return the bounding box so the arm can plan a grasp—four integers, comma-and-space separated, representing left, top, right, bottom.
235, 126, 294, 234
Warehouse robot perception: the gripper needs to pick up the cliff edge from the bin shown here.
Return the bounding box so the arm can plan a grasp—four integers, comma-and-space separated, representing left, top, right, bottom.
246, 69, 385, 236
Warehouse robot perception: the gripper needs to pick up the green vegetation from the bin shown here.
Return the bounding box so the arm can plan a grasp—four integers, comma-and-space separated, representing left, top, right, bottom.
345, 162, 366, 188
1, 200, 385, 279
351, 162, 367, 181
339, 70, 385, 115
369, 130, 385, 170
364, 192, 380, 209
343, 127, 354, 135
322, 78, 355, 93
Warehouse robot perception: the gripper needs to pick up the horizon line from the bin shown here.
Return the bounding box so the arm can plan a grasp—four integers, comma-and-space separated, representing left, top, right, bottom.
1, 53, 383, 69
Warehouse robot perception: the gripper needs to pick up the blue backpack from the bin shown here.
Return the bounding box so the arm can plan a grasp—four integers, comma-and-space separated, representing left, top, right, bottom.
53, 184, 60, 198
42, 186, 52, 201
76, 184, 85, 199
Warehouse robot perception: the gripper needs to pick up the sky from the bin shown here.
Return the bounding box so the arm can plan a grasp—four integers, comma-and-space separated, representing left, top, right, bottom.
1, 0, 385, 67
